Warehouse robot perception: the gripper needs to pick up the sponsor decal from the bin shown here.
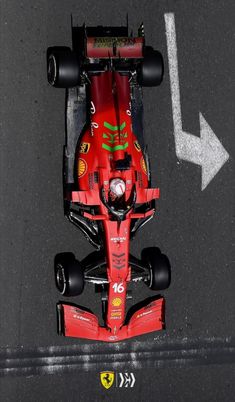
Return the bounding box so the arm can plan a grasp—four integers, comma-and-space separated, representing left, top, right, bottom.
79, 142, 90, 154
78, 158, 87, 178
73, 314, 90, 322
111, 312, 121, 317
110, 236, 126, 243
103, 132, 118, 144
134, 140, 141, 152
126, 102, 132, 116
90, 101, 95, 114
91, 121, 99, 136
140, 156, 147, 175
102, 121, 128, 152
104, 121, 126, 131
136, 171, 143, 188
94, 171, 99, 183
100, 372, 115, 389
94, 37, 136, 48
88, 173, 94, 189
100, 372, 135, 388
136, 310, 153, 319
102, 142, 128, 152
109, 335, 118, 341
118, 373, 136, 388
112, 297, 122, 307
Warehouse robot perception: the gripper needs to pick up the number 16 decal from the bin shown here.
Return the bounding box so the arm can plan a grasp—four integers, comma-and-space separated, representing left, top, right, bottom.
112, 283, 124, 293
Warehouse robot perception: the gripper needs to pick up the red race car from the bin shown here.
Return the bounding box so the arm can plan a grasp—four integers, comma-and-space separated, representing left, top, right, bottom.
47, 23, 171, 342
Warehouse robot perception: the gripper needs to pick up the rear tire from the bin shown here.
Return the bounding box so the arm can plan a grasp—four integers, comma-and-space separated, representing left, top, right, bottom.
47, 47, 81, 88
137, 48, 164, 87
141, 247, 171, 290
54, 253, 84, 296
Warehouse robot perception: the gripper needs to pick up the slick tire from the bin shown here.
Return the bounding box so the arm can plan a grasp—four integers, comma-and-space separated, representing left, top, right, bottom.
137, 47, 164, 87
54, 252, 84, 296
141, 247, 171, 290
47, 47, 81, 88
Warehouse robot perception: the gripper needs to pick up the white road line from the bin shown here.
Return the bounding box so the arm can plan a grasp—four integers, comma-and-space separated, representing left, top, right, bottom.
164, 13, 229, 190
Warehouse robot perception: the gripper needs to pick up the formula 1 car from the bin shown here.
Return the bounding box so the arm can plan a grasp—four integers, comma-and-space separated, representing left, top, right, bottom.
47, 22, 171, 342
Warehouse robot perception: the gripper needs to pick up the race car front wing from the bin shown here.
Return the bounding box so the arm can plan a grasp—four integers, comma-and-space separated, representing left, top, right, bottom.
57, 297, 164, 342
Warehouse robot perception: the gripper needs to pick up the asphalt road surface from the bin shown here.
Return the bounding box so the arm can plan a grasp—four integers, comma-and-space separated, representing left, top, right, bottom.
0, 0, 234, 401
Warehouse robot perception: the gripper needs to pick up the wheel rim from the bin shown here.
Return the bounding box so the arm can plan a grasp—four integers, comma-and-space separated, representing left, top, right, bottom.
48, 55, 57, 85
56, 264, 66, 294
148, 265, 153, 288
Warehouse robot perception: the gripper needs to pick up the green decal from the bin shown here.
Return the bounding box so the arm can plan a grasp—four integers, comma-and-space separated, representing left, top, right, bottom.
104, 121, 126, 131
102, 142, 129, 152
103, 132, 119, 144
102, 132, 127, 144
102, 121, 128, 152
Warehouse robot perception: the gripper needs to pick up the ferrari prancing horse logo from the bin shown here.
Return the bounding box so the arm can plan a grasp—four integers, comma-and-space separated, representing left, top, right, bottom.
79, 142, 90, 154
100, 371, 115, 389
100, 371, 136, 388
134, 140, 141, 152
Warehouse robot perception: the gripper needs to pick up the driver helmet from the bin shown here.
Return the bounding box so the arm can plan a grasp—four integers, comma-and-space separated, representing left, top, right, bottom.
109, 178, 126, 199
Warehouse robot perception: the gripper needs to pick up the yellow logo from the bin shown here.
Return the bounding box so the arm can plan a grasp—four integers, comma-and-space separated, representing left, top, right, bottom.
100, 372, 115, 389
78, 158, 87, 178
141, 156, 147, 175
111, 312, 121, 317
134, 140, 141, 152
112, 297, 122, 307
79, 142, 90, 154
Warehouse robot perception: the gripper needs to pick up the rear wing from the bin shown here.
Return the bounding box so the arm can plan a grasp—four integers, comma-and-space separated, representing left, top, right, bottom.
72, 23, 145, 59
86, 37, 144, 59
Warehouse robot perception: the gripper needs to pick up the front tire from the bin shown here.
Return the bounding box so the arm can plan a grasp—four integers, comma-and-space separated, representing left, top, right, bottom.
141, 247, 171, 290
54, 253, 84, 296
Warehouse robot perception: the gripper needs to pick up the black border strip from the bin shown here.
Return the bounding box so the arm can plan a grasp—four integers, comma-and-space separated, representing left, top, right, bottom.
0, 337, 234, 377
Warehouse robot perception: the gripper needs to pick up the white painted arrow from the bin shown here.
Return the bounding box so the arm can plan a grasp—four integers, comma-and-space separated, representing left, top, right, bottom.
164, 13, 229, 190
130, 372, 136, 387
119, 373, 124, 387
118, 372, 136, 387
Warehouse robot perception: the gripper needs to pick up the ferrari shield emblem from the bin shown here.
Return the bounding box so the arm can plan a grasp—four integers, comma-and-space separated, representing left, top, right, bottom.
79, 142, 90, 154
100, 371, 115, 389
134, 140, 141, 152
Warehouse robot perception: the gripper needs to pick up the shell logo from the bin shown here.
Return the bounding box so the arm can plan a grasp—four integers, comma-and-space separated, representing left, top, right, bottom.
112, 297, 122, 307
141, 156, 148, 175
78, 158, 87, 178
